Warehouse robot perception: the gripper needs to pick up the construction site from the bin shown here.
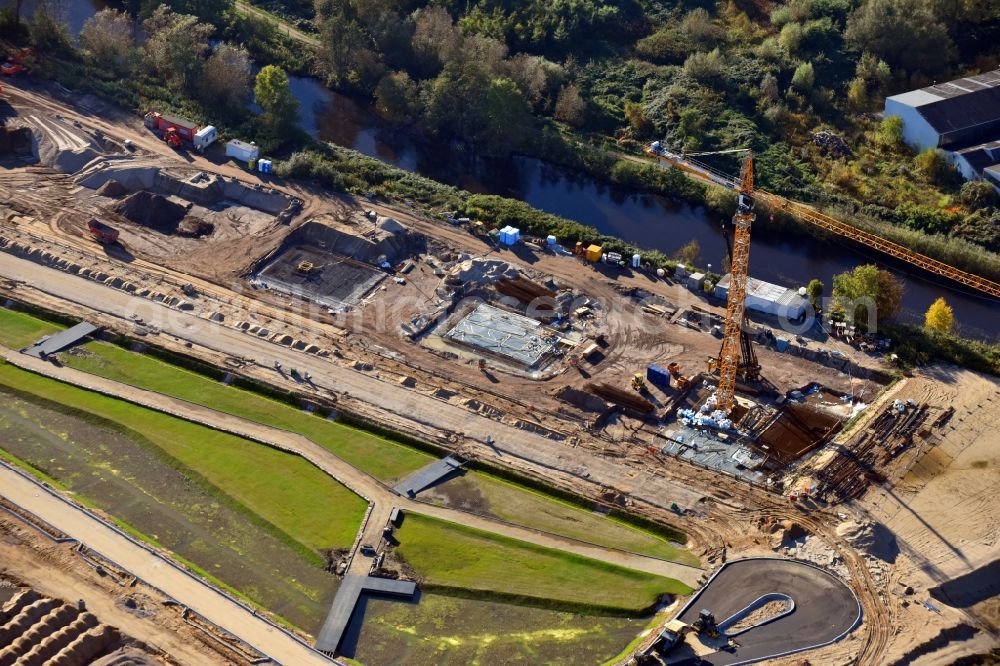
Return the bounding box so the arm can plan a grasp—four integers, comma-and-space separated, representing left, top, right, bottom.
1, 75, 999, 666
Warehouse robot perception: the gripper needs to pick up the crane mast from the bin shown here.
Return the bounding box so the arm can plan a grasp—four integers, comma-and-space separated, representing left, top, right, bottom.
715, 152, 756, 414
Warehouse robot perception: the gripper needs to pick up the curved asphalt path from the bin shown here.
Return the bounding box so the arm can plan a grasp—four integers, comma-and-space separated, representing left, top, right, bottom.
675, 558, 860, 665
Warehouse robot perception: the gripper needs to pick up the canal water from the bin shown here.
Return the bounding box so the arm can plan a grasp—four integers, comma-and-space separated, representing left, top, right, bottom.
48, 0, 1000, 339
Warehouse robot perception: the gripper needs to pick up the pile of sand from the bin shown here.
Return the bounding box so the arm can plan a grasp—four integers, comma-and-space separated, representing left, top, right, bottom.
837, 519, 898, 562
96, 179, 128, 198
449, 259, 520, 286
112, 191, 191, 234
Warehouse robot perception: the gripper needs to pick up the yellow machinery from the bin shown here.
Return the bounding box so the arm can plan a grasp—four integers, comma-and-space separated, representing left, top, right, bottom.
585, 244, 604, 262
631, 373, 645, 391
714, 152, 757, 413
645, 143, 1000, 299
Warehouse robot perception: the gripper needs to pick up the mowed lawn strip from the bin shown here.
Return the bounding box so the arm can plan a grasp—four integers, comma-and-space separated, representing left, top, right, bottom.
0, 360, 366, 553
60, 340, 433, 482
395, 514, 692, 612
0, 306, 431, 482
0, 308, 61, 349
463, 473, 699, 565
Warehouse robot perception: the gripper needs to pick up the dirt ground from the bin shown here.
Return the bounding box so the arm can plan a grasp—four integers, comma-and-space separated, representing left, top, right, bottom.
2, 77, 997, 666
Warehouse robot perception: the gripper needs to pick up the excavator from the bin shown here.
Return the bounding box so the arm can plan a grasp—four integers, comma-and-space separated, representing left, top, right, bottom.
162, 127, 182, 148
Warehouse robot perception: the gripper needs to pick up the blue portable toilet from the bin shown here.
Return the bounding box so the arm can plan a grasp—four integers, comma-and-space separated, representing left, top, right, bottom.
499, 226, 520, 246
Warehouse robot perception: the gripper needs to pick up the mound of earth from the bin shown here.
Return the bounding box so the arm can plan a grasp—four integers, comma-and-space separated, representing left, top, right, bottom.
177, 217, 214, 238
112, 191, 191, 234
768, 519, 809, 548
0, 125, 34, 158
96, 179, 128, 198
54, 147, 100, 173
837, 519, 898, 562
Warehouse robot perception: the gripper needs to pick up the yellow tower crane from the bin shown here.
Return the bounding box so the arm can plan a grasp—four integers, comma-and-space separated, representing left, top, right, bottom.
647, 144, 760, 413
715, 151, 757, 414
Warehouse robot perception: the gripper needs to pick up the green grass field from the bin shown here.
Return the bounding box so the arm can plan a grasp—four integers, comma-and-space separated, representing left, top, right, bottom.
394, 514, 692, 612
424, 473, 698, 565
60, 341, 433, 482
0, 308, 61, 349
0, 360, 366, 554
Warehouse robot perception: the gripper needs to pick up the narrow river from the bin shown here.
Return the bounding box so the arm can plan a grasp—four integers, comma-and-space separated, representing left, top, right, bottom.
52, 0, 1000, 340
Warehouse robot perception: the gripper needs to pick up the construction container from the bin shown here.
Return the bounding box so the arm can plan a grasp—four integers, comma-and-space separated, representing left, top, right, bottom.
585, 244, 603, 262
148, 113, 199, 142
498, 226, 520, 246
226, 139, 259, 163
646, 364, 671, 388
193, 125, 217, 151
687, 272, 706, 290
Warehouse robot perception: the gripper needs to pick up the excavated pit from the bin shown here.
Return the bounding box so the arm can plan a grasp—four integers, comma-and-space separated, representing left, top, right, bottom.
0, 125, 34, 159
252, 220, 425, 309
111, 191, 191, 235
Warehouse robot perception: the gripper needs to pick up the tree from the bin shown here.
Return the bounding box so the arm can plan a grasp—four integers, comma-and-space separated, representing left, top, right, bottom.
845, 0, 955, 73
374, 71, 419, 123
422, 62, 533, 156
914, 149, 960, 187
806, 278, 824, 307
254, 65, 299, 136
924, 297, 954, 334
624, 101, 655, 139
790, 62, 815, 93
959, 181, 1000, 210
759, 73, 779, 102
138, 0, 231, 24
847, 52, 891, 110
143, 6, 213, 89
674, 238, 700, 266
27, 0, 71, 52
201, 43, 252, 112
832, 264, 904, 328
876, 116, 903, 149
314, 2, 384, 91
79, 8, 134, 70
410, 6, 461, 75
554, 83, 586, 128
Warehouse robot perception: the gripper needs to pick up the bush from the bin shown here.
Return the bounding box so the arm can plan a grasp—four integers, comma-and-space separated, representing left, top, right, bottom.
886, 324, 1000, 376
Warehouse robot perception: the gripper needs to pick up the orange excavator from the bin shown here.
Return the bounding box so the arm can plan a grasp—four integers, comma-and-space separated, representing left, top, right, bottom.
162, 127, 182, 148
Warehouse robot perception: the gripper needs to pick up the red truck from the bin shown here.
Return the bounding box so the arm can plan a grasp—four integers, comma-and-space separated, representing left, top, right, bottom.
87, 218, 119, 244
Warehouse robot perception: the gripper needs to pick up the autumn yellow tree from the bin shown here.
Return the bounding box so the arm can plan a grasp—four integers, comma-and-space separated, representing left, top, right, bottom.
924, 297, 954, 334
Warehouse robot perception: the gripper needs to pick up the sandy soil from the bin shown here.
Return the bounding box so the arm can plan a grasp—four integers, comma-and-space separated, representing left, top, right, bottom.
859, 365, 1000, 663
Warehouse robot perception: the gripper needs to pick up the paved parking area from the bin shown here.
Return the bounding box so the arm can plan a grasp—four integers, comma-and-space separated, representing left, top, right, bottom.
674, 558, 859, 665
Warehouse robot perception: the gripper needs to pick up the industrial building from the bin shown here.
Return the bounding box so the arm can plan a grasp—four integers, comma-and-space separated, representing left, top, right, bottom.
883, 69, 1000, 190
714, 274, 808, 321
